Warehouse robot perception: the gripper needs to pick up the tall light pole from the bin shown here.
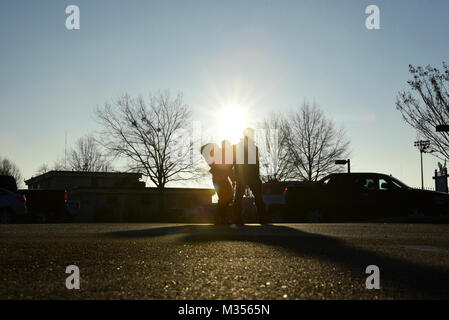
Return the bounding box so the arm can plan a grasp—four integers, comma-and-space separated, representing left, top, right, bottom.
414, 140, 431, 189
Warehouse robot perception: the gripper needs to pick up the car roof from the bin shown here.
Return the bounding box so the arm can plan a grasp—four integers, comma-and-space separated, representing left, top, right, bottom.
327, 172, 390, 177
263, 181, 300, 184
0, 187, 14, 194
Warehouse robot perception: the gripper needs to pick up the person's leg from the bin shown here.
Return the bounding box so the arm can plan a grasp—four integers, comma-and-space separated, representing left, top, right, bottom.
212, 180, 221, 224
249, 178, 268, 224
216, 179, 233, 224
232, 165, 245, 224
232, 180, 245, 224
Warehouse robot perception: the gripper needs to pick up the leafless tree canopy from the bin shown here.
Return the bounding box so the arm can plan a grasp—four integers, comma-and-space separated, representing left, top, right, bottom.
34, 136, 111, 175
52, 158, 68, 171
396, 63, 449, 160
0, 157, 23, 188
36, 163, 50, 175
96, 90, 201, 188
69, 135, 111, 172
282, 102, 350, 181
257, 114, 294, 182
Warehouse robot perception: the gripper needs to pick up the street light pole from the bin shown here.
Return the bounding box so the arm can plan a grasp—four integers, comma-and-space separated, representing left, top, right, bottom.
420, 150, 424, 189
414, 140, 431, 190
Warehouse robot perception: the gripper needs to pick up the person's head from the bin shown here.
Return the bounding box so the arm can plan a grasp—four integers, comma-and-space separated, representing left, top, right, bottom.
242, 128, 255, 141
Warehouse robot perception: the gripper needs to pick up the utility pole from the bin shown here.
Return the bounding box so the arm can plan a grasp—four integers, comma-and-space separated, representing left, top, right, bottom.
414, 140, 430, 190
65, 131, 68, 169
420, 150, 423, 189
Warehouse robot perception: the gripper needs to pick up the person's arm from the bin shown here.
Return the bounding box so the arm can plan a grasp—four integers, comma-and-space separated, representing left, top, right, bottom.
229, 167, 237, 182
255, 146, 260, 173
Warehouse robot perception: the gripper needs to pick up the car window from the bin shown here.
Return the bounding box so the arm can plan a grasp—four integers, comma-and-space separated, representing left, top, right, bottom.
390, 178, 405, 189
352, 177, 378, 190
364, 178, 377, 190
379, 178, 389, 190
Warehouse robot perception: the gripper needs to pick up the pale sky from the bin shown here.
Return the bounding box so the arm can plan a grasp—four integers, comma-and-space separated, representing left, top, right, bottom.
0, 0, 448, 188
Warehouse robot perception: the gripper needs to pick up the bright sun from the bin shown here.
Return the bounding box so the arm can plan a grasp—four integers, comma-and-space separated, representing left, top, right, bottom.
216, 105, 248, 143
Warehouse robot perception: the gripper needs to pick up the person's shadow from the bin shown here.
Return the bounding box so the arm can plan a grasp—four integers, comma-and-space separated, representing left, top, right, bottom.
108, 224, 449, 298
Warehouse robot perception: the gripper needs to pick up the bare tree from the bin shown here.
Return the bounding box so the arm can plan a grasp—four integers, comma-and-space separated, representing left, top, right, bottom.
283, 102, 350, 181
69, 135, 111, 172
257, 113, 294, 182
36, 164, 50, 175
95, 90, 201, 189
0, 157, 24, 188
396, 62, 449, 160
52, 158, 69, 171
34, 136, 110, 175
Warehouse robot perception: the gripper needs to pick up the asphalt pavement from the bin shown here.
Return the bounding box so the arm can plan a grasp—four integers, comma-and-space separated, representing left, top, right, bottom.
1, 223, 449, 299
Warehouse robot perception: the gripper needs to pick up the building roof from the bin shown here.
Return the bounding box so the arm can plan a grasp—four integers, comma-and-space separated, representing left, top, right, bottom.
69, 187, 216, 195
24, 171, 215, 194
25, 170, 142, 185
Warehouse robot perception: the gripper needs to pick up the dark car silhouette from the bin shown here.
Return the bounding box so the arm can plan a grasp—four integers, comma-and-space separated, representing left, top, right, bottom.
284, 172, 449, 222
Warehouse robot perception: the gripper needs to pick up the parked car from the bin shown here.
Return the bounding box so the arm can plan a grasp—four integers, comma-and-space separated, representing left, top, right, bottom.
66, 199, 81, 217
262, 181, 302, 221
233, 181, 302, 222
17, 189, 69, 223
1, 174, 70, 223
284, 172, 449, 222
0, 187, 27, 223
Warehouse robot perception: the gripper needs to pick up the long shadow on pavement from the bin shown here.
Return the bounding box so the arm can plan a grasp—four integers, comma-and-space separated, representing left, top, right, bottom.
108, 224, 449, 298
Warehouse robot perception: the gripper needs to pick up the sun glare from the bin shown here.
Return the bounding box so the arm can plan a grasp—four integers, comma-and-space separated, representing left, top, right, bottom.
216, 105, 248, 143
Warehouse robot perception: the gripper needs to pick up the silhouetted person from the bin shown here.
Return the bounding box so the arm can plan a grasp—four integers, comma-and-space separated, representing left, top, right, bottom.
201, 142, 234, 224
232, 128, 268, 224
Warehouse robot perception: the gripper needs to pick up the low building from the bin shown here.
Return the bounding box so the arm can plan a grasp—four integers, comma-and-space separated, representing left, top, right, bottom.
25, 171, 145, 190
25, 171, 214, 222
